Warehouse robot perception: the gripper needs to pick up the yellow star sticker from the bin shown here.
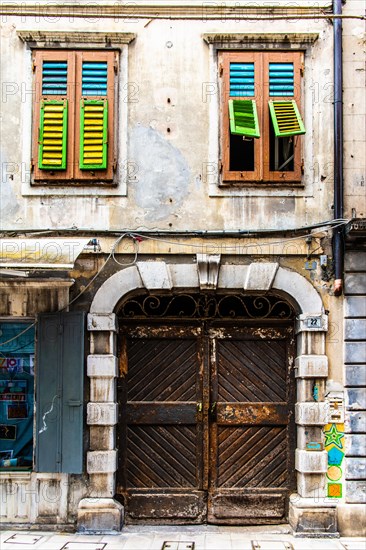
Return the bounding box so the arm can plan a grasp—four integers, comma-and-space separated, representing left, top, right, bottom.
324, 424, 343, 449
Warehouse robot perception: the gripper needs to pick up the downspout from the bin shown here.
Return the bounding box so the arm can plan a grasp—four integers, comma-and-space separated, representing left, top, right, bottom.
333, 0, 344, 296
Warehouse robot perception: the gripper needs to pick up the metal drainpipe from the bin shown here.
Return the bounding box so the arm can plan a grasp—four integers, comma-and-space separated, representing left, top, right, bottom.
333, 0, 344, 296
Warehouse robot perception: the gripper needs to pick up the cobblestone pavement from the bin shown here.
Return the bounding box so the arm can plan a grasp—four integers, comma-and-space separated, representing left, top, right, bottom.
1, 525, 365, 550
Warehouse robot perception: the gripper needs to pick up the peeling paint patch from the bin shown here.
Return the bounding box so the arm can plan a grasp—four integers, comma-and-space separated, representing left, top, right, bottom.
129, 126, 190, 221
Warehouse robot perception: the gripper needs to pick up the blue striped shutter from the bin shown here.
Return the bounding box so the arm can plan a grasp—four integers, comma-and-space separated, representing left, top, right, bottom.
230, 63, 255, 97
42, 61, 68, 95
269, 63, 294, 97
82, 62, 108, 96
36, 312, 85, 474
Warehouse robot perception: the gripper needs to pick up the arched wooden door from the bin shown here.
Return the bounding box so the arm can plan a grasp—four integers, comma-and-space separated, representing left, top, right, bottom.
116, 295, 296, 524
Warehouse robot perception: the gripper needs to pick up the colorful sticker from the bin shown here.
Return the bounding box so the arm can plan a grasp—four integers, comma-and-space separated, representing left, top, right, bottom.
0, 380, 27, 401
328, 483, 342, 498
327, 465, 342, 481
7, 403, 28, 419
324, 423, 345, 499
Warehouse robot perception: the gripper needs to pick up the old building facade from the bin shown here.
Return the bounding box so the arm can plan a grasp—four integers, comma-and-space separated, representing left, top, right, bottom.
0, 0, 365, 536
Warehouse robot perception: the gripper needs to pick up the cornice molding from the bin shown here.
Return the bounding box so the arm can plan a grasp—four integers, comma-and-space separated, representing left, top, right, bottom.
17, 31, 136, 47
203, 32, 319, 48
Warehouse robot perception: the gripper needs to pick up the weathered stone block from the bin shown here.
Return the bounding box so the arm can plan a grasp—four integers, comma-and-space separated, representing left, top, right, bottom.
344, 296, 366, 317
295, 402, 328, 425
87, 313, 117, 332
345, 319, 366, 340
87, 355, 118, 378
297, 379, 326, 402
345, 365, 366, 387
346, 388, 366, 410
345, 411, 366, 433
345, 457, 366, 480
297, 332, 325, 356
337, 503, 366, 537
297, 426, 324, 450
344, 250, 366, 272
295, 450, 328, 473
345, 342, 366, 363
345, 480, 366, 504
87, 451, 117, 474
90, 379, 116, 403
88, 473, 115, 498
296, 314, 328, 334
295, 355, 328, 378
89, 427, 115, 452
289, 496, 337, 536
77, 498, 123, 534
296, 472, 326, 498
244, 262, 278, 291
87, 403, 118, 426
345, 434, 366, 456
137, 261, 172, 289
169, 264, 199, 289
218, 264, 249, 289
345, 273, 366, 295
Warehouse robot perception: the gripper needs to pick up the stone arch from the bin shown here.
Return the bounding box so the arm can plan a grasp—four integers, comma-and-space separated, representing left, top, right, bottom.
80, 261, 332, 534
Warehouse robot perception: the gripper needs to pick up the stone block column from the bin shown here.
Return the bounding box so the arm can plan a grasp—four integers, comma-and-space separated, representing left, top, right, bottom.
289, 315, 337, 536
77, 313, 123, 533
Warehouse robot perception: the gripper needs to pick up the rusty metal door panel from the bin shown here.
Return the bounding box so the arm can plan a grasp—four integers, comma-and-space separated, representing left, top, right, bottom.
208, 329, 295, 524
117, 322, 295, 524
117, 326, 207, 523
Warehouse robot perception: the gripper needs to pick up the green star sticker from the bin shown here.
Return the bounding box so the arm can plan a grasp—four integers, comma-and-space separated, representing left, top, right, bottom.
324, 424, 344, 449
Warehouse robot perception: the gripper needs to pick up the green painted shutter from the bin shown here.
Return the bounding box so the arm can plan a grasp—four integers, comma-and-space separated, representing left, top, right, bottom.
38, 100, 68, 169
36, 312, 85, 474
229, 99, 260, 139
268, 100, 306, 137
79, 99, 108, 169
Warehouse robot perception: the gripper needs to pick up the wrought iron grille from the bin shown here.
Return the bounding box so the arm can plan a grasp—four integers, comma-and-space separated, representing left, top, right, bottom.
119, 293, 295, 320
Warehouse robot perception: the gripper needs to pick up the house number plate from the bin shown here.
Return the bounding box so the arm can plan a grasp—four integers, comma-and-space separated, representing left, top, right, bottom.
306, 316, 322, 328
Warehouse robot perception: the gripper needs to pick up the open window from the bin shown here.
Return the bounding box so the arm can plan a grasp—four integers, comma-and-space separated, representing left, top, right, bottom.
32, 50, 116, 184
220, 52, 305, 184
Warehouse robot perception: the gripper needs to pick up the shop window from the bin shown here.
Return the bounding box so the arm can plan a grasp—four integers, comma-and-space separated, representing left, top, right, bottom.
0, 322, 35, 471
220, 51, 305, 184
32, 50, 116, 184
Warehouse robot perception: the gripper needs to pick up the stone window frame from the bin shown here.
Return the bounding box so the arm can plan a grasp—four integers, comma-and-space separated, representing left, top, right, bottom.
17, 31, 136, 198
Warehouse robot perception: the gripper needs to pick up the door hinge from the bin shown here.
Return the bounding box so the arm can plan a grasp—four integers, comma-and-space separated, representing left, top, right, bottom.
32, 58, 36, 72
219, 63, 223, 77
301, 159, 304, 174
113, 158, 117, 172
300, 64, 304, 77
219, 160, 223, 174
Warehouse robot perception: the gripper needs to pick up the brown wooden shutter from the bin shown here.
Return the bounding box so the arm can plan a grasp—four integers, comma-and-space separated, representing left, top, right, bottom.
73, 51, 115, 181
263, 52, 304, 183
33, 51, 75, 182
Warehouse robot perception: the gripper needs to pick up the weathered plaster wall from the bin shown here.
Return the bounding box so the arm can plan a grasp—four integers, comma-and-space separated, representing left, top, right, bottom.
0, 7, 337, 232
343, 0, 366, 219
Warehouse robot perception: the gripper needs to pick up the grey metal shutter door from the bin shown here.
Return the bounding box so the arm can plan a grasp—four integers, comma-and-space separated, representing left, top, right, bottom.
36, 312, 85, 473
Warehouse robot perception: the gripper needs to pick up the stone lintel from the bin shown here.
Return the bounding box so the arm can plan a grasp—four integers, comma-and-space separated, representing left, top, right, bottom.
87, 313, 118, 332
295, 355, 329, 378
87, 355, 118, 378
